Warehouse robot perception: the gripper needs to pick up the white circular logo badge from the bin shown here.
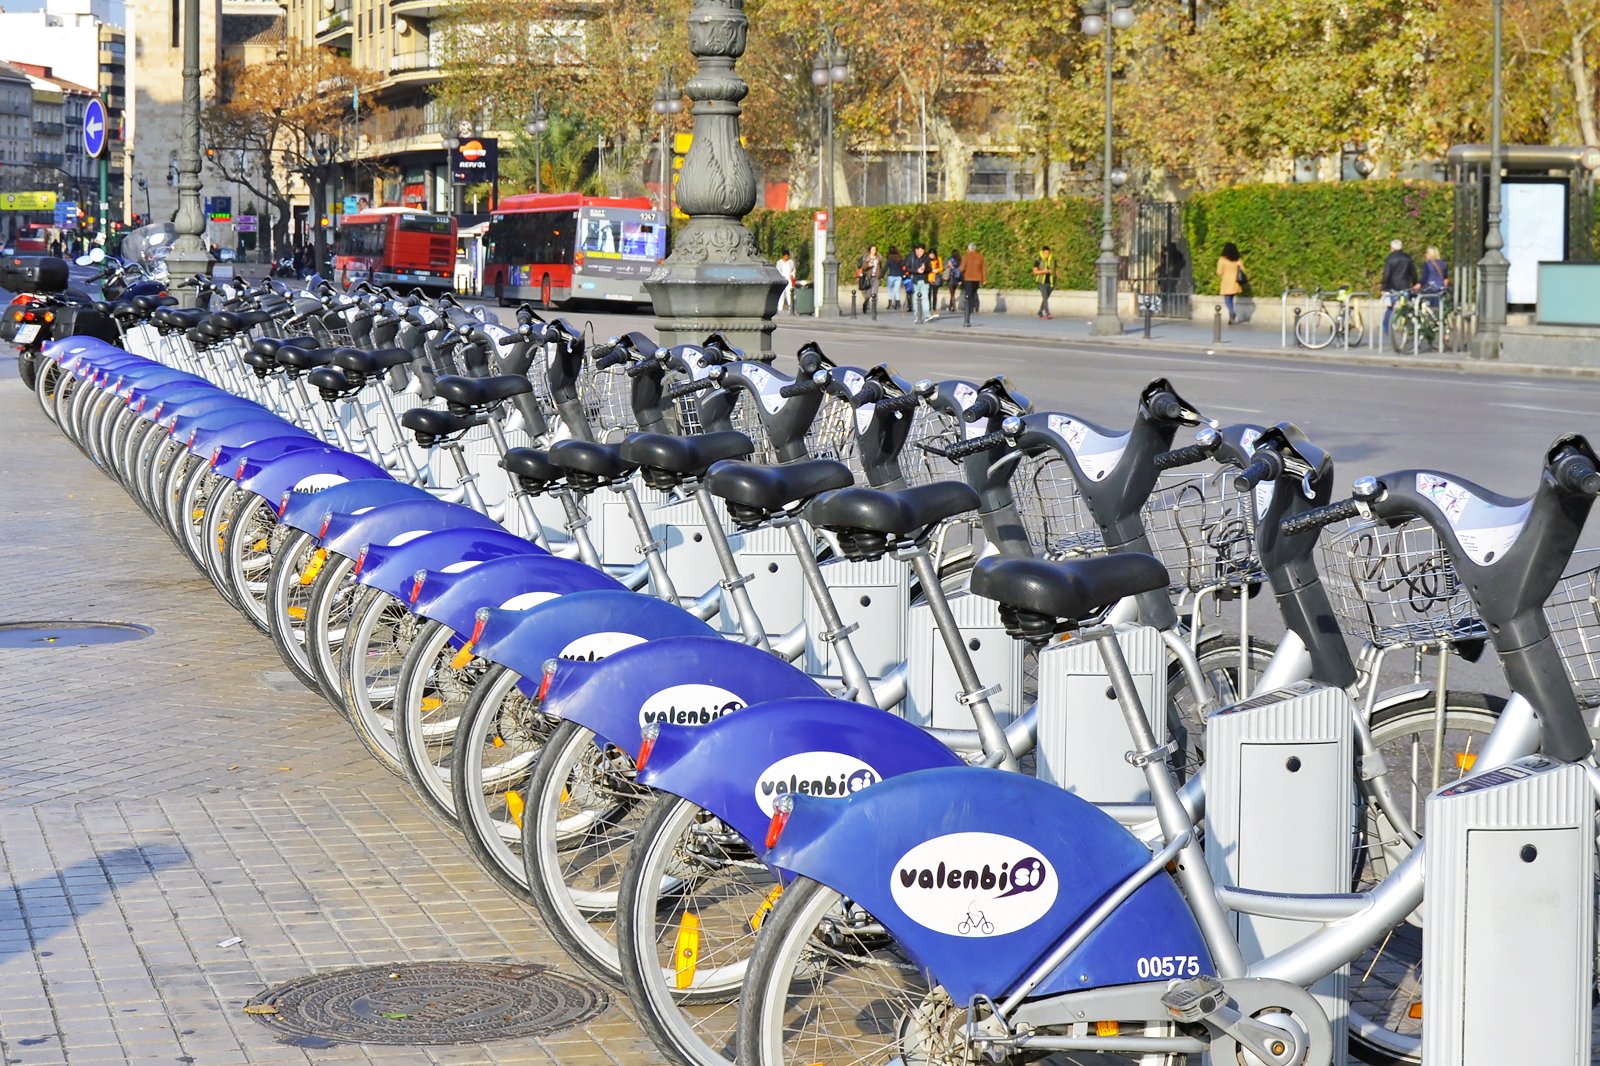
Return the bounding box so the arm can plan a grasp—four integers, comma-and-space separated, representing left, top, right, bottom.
558, 630, 647, 662
754, 752, 880, 816
637, 683, 744, 728
890, 832, 1058, 938
292, 472, 350, 494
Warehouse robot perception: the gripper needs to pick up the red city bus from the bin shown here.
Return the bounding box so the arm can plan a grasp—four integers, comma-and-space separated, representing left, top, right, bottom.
482, 193, 668, 307
333, 207, 457, 292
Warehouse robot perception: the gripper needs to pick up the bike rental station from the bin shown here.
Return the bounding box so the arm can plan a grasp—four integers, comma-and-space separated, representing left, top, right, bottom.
14, 242, 1600, 1066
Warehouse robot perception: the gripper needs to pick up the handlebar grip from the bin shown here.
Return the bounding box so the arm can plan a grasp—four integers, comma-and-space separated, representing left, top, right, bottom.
665, 376, 720, 401
592, 344, 630, 371
1280, 498, 1362, 537
962, 393, 1001, 423
946, 430, 1008, 459
1148, 392, 1184, 421
849, 380, 887, 408
1155, 443, 1212, 470
779, 378, 823, 399
874, 391, 921, 415
497, 333, 522, 347
625, 359, 659, 378
1553, 451, 1600, 496
1232, 458, 1274, 493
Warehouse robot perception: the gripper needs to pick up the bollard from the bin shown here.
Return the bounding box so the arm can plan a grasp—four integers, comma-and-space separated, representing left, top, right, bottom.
850, 290, 857, 318
1213, 304, 1223, 343
1292, 307, 1302, 347
1143, 306, 1153, 339
962, 290, 971, 328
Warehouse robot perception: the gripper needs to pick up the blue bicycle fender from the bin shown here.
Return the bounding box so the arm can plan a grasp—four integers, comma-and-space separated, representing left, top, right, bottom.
238, 447, 391, 504
413, 554, 622, 633
128, 382, 225, 419
211, 435, 325, 481
353, 527, 542, 599
162, 396, 267, 434
469, 590, 713, 683
764, 766, 1214, 1004
46, 335, 121, 366
278, 478, 423, 535
637, 696, 960, 854
541, 639, 827, 754
319, 497, 504, 556
191, 421, 311, 464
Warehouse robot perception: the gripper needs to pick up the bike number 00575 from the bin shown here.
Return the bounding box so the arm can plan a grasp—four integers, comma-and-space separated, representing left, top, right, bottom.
1136, 955, 1201, 979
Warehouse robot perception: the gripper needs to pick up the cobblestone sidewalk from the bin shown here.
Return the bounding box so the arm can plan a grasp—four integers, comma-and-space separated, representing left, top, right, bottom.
0, 361, 656, 1064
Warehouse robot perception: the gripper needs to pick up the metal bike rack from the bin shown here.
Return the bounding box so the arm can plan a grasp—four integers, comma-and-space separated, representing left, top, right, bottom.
1204, 678, 1354, 1063
1280, 288, 1313, 348
1423, 754, 1594, 1065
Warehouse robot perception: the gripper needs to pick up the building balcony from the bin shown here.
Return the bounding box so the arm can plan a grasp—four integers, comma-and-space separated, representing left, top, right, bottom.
34, 121, 64, 136
386, 49, 443, 87
389, 0, 450, 19
33, 151, 64, 167
315, 6, 353, 46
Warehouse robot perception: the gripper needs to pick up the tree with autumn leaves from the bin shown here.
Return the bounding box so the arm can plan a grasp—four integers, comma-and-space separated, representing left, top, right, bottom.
201, 45, 384, 263
429, 0, 1600, 203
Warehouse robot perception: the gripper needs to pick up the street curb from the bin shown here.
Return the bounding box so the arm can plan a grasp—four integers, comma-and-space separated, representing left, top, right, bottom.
775, 313, 1600, 381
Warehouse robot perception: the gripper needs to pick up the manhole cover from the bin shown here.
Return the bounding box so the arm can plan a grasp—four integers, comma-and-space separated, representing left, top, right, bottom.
0, 621, 153, 649
245, 962, 608, 1046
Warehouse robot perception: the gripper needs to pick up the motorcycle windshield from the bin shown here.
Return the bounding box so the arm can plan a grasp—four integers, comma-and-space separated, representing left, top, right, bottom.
119, 223, 177, 275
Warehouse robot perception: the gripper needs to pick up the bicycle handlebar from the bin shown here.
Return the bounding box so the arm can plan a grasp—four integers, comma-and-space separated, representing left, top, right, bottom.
963, 393, 1001, 423
1279, 497, 1362, 537
1154, 443, 1212, 470
665, 376, 720, 401
1552, 450, 1600, 496
592, 343, 631, 371
874, 391, 921, 415
946, 430, 1008, 458
1233, 449, 1284, 492
778, 377, 824, 399
1147, 392, 1184, 421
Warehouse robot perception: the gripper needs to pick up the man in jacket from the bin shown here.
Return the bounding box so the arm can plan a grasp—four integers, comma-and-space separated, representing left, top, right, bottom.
1380, 239, 1418, 336
960, 242, 987, 325
907, 242, 933, 323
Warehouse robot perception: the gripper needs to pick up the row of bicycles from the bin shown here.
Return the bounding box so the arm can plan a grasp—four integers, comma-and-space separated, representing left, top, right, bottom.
19, 267, 1600, 1065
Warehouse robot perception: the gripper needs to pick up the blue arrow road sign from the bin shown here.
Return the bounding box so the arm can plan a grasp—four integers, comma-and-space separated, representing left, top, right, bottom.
83, 98, 106, 159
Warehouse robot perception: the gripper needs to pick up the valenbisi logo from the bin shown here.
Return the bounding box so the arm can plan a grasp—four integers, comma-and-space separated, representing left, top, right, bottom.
890, 832, 1058, 937
638, 683, 744, 728
754, 752, 879, 816
500, 590, 559, 611
558, 631, 647, 662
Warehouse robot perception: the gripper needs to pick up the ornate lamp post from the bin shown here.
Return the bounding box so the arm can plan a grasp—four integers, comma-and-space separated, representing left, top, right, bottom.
1471, 0, 1508, 360
652, 76, 683, 215
166, 0, 211, 303
1082, 0, 1132, 336
811, 30, 848, 317
643, 0, 786, 357
524, 98, 548, 194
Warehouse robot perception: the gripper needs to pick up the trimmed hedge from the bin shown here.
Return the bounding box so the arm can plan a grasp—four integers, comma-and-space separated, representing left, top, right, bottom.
745, 179, 1457, 296
1184, 180, 1454, 296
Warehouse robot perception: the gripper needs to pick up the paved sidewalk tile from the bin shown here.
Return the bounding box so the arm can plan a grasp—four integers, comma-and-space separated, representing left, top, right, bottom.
0, 364, 656, 1063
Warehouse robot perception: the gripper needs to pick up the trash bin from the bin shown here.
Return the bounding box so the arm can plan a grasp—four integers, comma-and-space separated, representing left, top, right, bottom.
793, 282, 814, 316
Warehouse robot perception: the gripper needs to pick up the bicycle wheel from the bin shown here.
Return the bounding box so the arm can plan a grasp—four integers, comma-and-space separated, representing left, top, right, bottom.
201, 484, 249, 608
1345, 305, 1365, 348
737, 876, 986, 1066
303, 554, 361, 709
340, 587, 419, 776
222, 493, 283, 633
1295, 308, 1336, 350
522, 719, 654, 983
266, 531, 326, 692
1389, 307, 1413, 353
1346, 691, 1503, 1065
618, 794, 774, 1066
34, 358, 62, 425
176, 460, 227, 573
1165, 634, 1277, 780
393, 619, 480, 824
451, 664, 559, 896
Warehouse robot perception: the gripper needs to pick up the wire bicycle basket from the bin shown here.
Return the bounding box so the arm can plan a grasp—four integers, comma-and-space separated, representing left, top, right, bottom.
1144, 471, 1263, 593
1317, 519, 1484, 649
1542, 552, 1600, 708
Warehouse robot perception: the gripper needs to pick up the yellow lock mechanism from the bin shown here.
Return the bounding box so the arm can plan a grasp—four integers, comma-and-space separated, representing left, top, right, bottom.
674, 912, 701, 989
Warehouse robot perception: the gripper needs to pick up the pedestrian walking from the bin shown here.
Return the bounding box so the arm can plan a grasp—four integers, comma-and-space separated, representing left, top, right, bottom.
883, 247, 904, 311
856, 244, 883, 319
1216, 242, 1246, 325
960, 242, 986, 325
925, 250, 942, 319
1031, 245, 1055, 319
1380, 238, 1418, 335
1420, 246, 1449, 291
942, 248, 963, 311
775, 249, 797, 314
908, 241, 933, 323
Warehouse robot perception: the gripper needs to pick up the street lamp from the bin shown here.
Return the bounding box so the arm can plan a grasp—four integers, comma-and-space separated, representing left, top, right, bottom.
812, 28, 848, 317
651, 76, 682, 215
1082, 0, 1131, 336
524, 97, 548, 194
136, 175, 151, 220
1471, 0, 1508, 360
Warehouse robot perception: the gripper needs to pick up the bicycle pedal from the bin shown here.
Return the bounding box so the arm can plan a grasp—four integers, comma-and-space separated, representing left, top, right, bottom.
1160, 974, 1227, 1023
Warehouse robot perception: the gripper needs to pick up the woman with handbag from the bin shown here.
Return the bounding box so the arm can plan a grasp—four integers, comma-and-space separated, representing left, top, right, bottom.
1216, 241, 1246, 325
856, 245, 883, 319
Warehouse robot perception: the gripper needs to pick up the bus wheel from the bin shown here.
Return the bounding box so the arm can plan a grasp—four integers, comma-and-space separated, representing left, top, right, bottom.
494, 278, 507, 307
540, 275, 553, 309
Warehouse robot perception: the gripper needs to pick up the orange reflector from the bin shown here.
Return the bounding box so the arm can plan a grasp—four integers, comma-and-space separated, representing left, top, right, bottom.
491, 735, 505, 748
1095, 1021, 1120, 1037
287, 605, 306, 620
673, 912, 701, 989
449, 642, 476, 671
419, 696, 442, 713
504, 789, 524, 829
1456, 752, 1476, 771
299, 548, 327, 586
748, 882, 783, 933
1408, 1002, 1422, 1020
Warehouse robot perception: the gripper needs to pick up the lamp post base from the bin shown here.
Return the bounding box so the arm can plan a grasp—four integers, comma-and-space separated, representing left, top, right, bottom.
646, 226, 786, 358
1091, 252, 1123, 336
166, 248, 213, 309
1471, 253, 1509, 360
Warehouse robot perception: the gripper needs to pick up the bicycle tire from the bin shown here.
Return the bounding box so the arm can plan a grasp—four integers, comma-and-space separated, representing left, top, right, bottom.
339, 587, 417, 776
1390, 308, 1413, 354
302, 553, 360, 710
451, 663, 554, 897
266, 531, 328, 693
33, 357, 61, 425
1346, 305, 1365, 348
222, 493, 282, 633
522, 719, 653, 983
393, 618, 479, 824
1296, 308, 1336, 350
1346, 691, 1504, 1065
617, 793, 771, 1066
200, 483, 249, 609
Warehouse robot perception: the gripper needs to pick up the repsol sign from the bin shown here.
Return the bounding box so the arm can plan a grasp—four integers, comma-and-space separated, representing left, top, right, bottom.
754, 752, 879, 816
637, 683, 744, 728
890, 832, 1058, 937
